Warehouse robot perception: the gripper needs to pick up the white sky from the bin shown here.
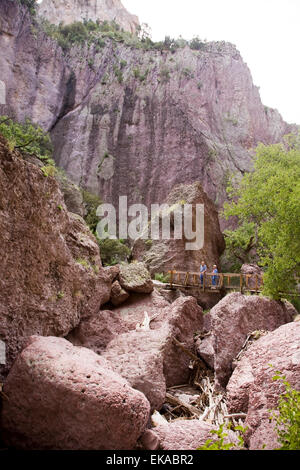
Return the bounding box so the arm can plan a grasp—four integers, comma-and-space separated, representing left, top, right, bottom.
122, 0, 300, 124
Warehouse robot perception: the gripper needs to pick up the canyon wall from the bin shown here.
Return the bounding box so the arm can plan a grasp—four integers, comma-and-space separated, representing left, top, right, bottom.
0, 1, 296, 223
38, 0, 140, 33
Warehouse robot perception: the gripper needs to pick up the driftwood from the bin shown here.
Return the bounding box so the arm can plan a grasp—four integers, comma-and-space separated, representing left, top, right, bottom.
165, 392, 201, 417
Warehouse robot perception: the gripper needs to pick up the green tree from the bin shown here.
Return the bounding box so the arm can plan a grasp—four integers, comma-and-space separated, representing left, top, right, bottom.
223, 134, 300, 299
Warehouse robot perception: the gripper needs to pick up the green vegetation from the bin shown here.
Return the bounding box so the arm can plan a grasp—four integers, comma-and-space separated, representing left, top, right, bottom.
223, 222, 257, 271
271, 372, 300, 450
81, 190, 102, 234
223, 135, 300, 299
96, 236, 131, 266
159, 66, 171, 83
19, 0, 37, 15
38, 16, 210, 55
198, 424, 246, 450
154, 273, 170, 283
133, 67, 149, 82
0, 116, 56, 180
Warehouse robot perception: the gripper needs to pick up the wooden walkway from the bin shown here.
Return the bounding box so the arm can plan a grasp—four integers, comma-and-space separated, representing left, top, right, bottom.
167, 270, 263, 294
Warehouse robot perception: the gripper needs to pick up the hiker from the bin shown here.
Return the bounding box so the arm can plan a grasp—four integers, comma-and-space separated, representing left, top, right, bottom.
200, 260, 207, 286
212, 264, 219, 288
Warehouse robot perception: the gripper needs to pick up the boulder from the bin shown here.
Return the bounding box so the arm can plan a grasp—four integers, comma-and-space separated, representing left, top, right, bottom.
104, 264, 120, 283
1, 336, 150, 450
196, 292, 296, 388
140, 420, 239, 450
132, 182, 225, 275
101, 296, 203, 410
0, 137, 111, 379
226, 322, 300, 450
67, 290, 170, 355
119, 262, 154, 294
110, 280, 130, 307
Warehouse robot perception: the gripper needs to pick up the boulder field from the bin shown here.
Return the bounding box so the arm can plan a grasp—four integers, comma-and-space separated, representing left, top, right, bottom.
196, 292, 297, 389
226, 322, 300, 450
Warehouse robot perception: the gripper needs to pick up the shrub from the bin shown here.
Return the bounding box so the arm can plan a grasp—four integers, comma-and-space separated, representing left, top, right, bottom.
19, 0, 37, 15
96, 236, 131, 266
271, 372, 300, 450
0, 115, 53, 163
154, 273, 170, 283
198, 424, 246, 450
81, 190, 102, 234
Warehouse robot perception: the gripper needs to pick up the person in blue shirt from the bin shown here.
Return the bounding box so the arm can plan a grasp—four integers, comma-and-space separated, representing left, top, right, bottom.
212, 264, 219, 288
200, 261, 207, 286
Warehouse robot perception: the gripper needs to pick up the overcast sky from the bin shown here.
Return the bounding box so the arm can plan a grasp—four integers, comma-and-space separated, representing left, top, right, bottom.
122, 0, 300, 124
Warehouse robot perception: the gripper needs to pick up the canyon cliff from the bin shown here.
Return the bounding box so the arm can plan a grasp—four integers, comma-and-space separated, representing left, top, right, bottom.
0, 1, 296, 227
38, 0, 140, 34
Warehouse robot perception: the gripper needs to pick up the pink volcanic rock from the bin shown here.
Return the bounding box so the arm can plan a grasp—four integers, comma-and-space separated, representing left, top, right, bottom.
67, 290, 170, 353
196, 293, 296, 388
101, 296, 203, 410
132, 182, 225, 275
119, 262, 154, 294
1, 2, 295, 227
110, 280, 130, 307
226, 322, 300, 450
103, 264, 120, 283
0, 136, 111, 379
1, 336, 150, 450
141, 420, 239, 450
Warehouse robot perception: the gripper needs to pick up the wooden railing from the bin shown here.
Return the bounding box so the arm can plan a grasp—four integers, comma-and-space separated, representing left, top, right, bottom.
167, 270, 264, 294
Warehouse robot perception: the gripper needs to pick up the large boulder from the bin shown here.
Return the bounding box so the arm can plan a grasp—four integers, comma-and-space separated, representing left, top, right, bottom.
226, 322, 300, 450
100, 296, 203, 410
67, 290, 170, 355
140, 420, 239, 450
132, 182, 225, 275
119, 262, 154, 294
196, 293, 296, 388
1, 336, 150, 450
0, 136, 111, 378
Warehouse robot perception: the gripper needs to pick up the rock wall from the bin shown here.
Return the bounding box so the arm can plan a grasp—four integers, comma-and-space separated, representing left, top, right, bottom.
0, 1, 297, 226
0, 135, 111, 379
38, 0, 140, 33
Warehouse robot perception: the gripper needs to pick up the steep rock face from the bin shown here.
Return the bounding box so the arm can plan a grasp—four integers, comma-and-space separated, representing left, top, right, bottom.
38, 0, 140, 33
0, 135, 111, 379
0, 1, 295, 224
226, 322, 300, 450
132, 181, 225, 273
1, 336, 150, 450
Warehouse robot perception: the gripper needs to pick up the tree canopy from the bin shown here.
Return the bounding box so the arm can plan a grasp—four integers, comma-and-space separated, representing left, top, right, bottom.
223, 134, 300, 299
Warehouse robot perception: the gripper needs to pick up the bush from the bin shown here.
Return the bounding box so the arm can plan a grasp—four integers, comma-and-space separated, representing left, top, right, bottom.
0, 116, 53, 164
197, 424, 246, 450
271, 373, 300, 450
19, 0, 37, 15
96, 236, 131, 266
154, 273, 170, 283
81, 190, 102, 234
